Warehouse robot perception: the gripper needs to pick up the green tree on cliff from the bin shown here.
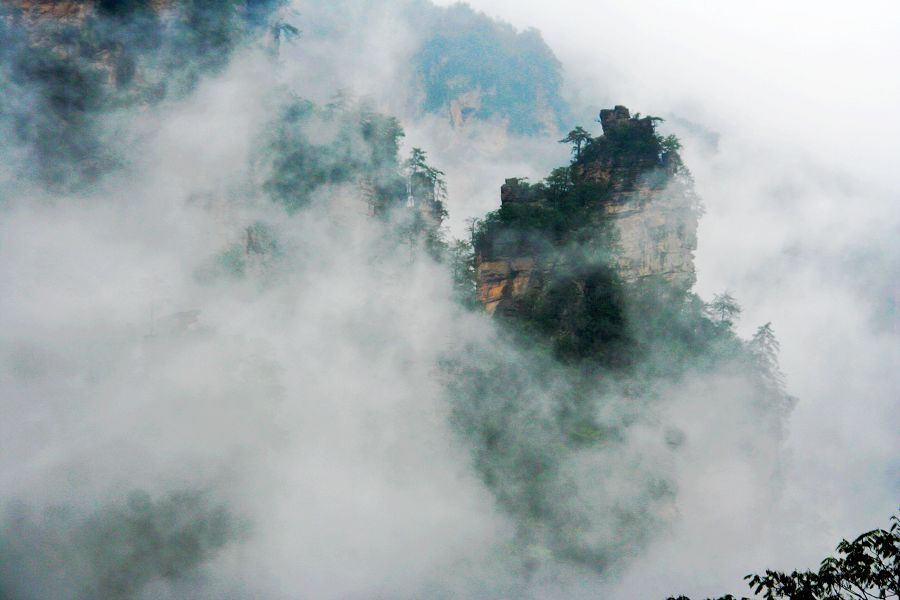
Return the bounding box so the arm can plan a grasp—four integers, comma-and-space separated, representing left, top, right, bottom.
559, 126, 592, 160
404, 147, 448, 202
708, 292, 742, 327
750, 322, 785, 387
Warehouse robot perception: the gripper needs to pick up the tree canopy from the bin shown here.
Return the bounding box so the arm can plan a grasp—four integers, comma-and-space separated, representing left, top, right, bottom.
668, 511, 900, 600
559, 126, 591, 159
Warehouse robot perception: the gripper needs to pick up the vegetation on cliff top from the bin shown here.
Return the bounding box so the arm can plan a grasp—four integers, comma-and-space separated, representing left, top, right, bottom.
472, 112, 689, 258
263, 95, 407, 213
199, 93, 451, 281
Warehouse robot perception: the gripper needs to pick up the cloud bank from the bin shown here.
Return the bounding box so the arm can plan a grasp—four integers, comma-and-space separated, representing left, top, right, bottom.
0, 1, 896, 599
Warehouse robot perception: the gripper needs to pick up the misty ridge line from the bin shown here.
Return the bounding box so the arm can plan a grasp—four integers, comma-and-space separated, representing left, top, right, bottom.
2, 1, 893, 600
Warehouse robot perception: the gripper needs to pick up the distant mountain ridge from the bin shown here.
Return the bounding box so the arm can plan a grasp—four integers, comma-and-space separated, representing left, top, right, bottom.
410, 2, 568, 135
292, 0, 571, 136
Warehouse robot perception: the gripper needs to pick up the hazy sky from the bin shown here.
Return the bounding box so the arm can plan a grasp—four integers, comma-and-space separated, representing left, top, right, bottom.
436, 0, 900, 177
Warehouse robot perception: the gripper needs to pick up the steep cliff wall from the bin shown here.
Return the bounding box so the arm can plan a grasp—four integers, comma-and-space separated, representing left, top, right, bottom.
604, 187, 697, 283
475, 106, 699, 317
587, 105, 697, 283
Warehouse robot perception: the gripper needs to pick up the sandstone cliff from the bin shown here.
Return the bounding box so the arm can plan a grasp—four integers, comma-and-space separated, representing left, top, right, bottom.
475, 106, 699, 317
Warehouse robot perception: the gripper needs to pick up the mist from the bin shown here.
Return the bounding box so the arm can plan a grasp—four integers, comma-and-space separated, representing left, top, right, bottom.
429, 0, 899, 596
0, 1, 896, 599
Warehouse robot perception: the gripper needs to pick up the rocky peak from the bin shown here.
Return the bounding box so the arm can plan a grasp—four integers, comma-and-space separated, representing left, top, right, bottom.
475, 106, 699, 317
501, 178, 542, 206
598, 104, 631, 134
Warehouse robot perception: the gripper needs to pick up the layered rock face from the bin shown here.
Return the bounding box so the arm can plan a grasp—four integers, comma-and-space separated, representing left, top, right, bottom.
603, 184, 697, 283
476, 106, 699, 316
476, 177, 537, 314
586, 106, 698, 284
477, 251, 535, 315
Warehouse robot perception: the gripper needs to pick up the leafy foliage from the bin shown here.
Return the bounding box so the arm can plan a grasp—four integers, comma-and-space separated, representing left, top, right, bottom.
262, 96, 407, 212
748, 322, 794, 407
668, 511, 900, 600
474, 114, 686, 259
200, 95, 453, 281
399, 147, 450, 256
442, 339, 675, 575
448, 235, 478, 308
560, 126, 592, 159
583, 113, 663, 163
0, 490, 241, 600
708, 292, 743, 327
404, 146, 448, 210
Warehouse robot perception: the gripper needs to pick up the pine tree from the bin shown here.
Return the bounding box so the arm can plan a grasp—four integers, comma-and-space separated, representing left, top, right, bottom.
750, 322, 784, 387
404, 147, 447, 201
559, 126, 592, 160
708, 292, 742, 327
